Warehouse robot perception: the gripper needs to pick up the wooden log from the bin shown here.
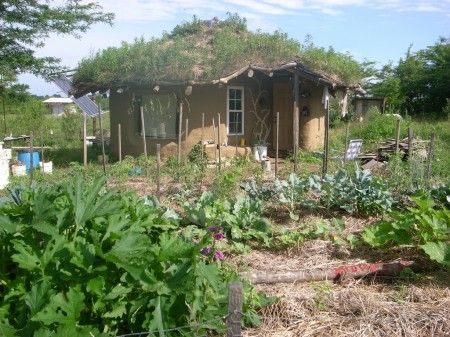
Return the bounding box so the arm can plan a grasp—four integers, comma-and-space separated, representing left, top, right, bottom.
243, 261, 416, 285
227, 282, 243, 337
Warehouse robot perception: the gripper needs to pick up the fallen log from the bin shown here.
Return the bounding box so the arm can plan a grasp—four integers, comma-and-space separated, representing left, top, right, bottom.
242, 260, 416, 285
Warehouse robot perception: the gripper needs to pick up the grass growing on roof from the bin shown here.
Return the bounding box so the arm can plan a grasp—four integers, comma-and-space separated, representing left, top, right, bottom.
73, 14, 367, 89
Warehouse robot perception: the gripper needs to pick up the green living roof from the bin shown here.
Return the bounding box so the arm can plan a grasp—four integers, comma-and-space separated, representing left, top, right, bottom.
72, 15, 366, 94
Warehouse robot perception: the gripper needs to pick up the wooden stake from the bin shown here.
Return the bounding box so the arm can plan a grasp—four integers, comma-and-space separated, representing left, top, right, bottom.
185, 118, 189, 164
140, 106, 147, 160
201, 113, 205, 162
156, 143, 161, 199
212, 117, 217, 164
275, 111, 279, 177
426, 132, 436, 182
40, 132, 45, 172
343, 122, 349, 164
395, 119, 401, 155
235, 112, 239, 156
98, 101, 106, 175
118, 123, 122, 162
293, 73, 299, 173
407, 127, 413, 160
92, 116, 96, 137
322, 102, 330, 178
217, 113, 222, 171
83, 111, 87, 168
29, 131, 33, 185
227, 282, 243, 337
177, 103, 183, 164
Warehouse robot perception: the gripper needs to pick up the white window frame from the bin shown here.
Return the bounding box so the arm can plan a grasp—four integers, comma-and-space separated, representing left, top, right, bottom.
226, 86, 244, 136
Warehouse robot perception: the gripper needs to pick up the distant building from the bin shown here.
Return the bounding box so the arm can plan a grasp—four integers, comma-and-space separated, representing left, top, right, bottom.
353, 97, 386, 118
43, 97, 76, 115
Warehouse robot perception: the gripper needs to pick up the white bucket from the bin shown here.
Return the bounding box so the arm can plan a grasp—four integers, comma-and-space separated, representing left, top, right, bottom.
39, 161, 53, 174
253, 145, 267, 162
0, 159, 9, 189
12, 164, 26, 176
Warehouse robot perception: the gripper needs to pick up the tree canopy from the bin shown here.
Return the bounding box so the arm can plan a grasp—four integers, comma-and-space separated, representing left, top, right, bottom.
368, 38, 450, 117
73, 15, 368, 92
0, 0, 114, 78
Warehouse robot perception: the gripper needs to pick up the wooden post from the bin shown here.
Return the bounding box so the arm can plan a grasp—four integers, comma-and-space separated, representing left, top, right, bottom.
426, 132, 436, 182
293, 73, 299, 173
227, 282, 243, 337
98, 101, 107, 175
217, 113, 222, 171
343, 122, 349, 164
156, 143, 161, 199
140, 106, 147, 159
185, 118, 189, 164
40, 132, 45, 172
118, 123, 122, 162
92, 116, 96, 137
83, 111, 87, 168
395, 119, 401, 155
201, 113, 205, 162
29, 131, 33, 185
322, 101, 330, 178
235, 112, 239, 157
407, 127, 413, 160
177, 103, 183, 164
275, 111, 279, 177
212, 117, 217, 164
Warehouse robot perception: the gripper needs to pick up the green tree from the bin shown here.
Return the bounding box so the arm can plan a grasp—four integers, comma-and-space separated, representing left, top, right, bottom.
0, 0, 114, 77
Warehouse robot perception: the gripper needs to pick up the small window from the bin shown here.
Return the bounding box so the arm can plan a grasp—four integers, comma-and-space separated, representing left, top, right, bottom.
135, 93, 178, 139
227, 87, 244, 135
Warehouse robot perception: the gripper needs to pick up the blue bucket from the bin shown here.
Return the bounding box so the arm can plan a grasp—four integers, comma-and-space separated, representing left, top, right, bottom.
18, 150, 40, 174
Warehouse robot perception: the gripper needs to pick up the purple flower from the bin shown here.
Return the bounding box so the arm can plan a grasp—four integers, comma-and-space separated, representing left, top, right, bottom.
208, 226, 221, 233
214, 250, 225, 261
213, 233, 225, 241
200, 247, 212, 256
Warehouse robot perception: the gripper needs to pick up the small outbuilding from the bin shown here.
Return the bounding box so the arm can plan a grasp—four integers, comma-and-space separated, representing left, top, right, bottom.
72, 17, 363, 158
43, 97, 76, 116
353, 96, 386, 118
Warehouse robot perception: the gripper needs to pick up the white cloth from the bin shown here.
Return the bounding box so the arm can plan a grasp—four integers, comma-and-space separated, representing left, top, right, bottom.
322, 87, 330, 109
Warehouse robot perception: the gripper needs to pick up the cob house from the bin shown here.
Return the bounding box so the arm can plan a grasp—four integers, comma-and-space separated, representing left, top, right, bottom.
72, 16, 363, 159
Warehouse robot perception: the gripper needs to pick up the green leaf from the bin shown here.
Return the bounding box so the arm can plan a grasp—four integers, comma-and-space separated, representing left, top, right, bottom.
420, 242, 450, 267
11, 240, 41, 271
33, 286, 85, 326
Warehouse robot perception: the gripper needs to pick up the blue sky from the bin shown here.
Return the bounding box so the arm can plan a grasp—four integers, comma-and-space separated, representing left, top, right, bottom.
20, 0, 450, 96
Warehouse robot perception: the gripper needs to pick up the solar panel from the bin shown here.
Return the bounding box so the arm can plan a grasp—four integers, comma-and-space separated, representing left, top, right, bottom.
53, 74, 100, 117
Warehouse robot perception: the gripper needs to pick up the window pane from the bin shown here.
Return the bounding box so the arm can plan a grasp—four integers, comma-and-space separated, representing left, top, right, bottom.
235, 89, 242, 99
235, 100, 242, 110
229, 111, 236, 123
229, 100, 236, 110
229, 89, 236, 99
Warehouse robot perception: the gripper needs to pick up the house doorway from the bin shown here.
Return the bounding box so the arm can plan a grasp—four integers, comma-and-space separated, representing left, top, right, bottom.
272, 81, 294, 151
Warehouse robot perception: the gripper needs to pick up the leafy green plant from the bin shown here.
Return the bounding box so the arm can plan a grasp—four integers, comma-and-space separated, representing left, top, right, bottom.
274, 173, 311, 220
0, 176, 263, 336
362, 192, 450, 267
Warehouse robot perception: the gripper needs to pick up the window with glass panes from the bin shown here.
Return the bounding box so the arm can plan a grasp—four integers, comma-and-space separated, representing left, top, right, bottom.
227, 87, 244, 135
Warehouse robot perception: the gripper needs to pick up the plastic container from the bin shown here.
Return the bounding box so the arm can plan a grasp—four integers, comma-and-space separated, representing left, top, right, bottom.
12, 164, 26, 176
0, 159, 9, 189
39, 161, 53, 174
17, 150, 40, 173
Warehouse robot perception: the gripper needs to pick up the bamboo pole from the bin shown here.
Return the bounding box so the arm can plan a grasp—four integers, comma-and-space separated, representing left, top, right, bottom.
185, 118, 189, 164
29, 131, 33, 185
83, 111, 87, 168
118, 123, 122, 162
275, 111, 279, 177
293, 73, 299, 173
217, 113, 222, 171
98, 101, 106, 175
156, 143, 161, 199
395, 118, 401, 155
177, 103, 183, 164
